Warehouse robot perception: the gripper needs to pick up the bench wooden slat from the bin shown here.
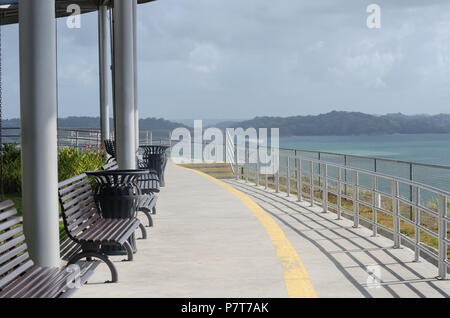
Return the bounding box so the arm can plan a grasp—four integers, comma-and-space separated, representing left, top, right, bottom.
0, 264, 41, 295
60, 183, 92, 203
0, 260, 34, 290
0, 252, 30, 277
36, 268, 78, 298
77, 219, 115, 241
0, 200, 15, 212
99, 220, 130, 242
0, 208, 18, 222
0, 244, 27, 266
0, 217, 21, 232
0, 235, 26, 256
117, 219, 141, 245
58, 177, 90, 196
17, 268, 61, 298
57, 261, 99, 298
0, 228, 23, 247
62, 196, 95, 218
58, 173, 88, 188
69, 214, 102, 238
67, 209, 98, 231
66, 202, 96, 223
62, 191, 94, 211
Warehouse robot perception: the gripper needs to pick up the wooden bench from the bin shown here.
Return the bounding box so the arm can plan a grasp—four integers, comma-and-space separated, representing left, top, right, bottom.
58, 174, 146, 283
0, 200, 98, 298
102, 159, 159, 227
137, 160, 161, 194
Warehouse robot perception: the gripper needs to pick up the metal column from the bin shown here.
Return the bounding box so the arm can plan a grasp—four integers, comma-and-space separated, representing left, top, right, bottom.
113, 0, 136, 169
98, 5, 110, 144
18, 0, 60, 267
133, 0, 139, 150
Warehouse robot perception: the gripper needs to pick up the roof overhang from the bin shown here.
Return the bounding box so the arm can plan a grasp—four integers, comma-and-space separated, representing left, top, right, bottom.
0, 0, 156, 25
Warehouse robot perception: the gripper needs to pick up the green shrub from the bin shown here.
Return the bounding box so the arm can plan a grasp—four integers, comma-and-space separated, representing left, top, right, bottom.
0, 144, 22, 194
0, 145, 106, 195
58, 147, 106, 182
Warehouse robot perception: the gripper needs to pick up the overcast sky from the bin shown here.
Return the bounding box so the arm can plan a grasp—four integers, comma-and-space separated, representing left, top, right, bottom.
2, 0, 450, 120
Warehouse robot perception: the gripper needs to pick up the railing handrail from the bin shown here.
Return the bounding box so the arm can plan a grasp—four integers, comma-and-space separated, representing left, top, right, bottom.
279, 153, 450, 198
256, 144, 450, 171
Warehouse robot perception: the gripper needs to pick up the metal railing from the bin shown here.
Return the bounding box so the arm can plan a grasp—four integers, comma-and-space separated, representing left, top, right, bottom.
276, 146, 450, 200
238, 151, 450, 279
0, 127, 173, 150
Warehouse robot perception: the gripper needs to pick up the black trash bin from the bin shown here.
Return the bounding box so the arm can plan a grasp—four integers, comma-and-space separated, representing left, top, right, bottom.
140, 146, 170, 187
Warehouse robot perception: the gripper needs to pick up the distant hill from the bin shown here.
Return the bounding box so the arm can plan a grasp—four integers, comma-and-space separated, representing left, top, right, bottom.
2, 116, 188, 135
215, 111, 450, 136
5, 112, 450, 137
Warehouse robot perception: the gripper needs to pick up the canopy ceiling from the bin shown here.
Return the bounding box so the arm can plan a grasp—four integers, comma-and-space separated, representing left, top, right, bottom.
0, 0, 155, 25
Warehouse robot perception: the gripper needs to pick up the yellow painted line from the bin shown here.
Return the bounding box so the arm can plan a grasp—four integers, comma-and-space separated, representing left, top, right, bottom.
174, 164, 317, 298
195, 168, 234, 172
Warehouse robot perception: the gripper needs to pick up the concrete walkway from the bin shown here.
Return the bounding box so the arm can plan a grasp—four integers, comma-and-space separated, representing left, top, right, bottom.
73, 164, 450, 298
226, 179, 450, 298
73, 164, 287, 298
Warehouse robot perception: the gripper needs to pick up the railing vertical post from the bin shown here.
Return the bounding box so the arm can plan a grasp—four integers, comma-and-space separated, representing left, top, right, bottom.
322, 163, 327, 213
353, 171, 359, 228
392, 180, 401, 248
344, 155, 348, 195
309, 161, 314, 207
150, 131, 153, 145
337, 168, 342, 220
275, 170, 279, 193
256, 160, 259, 187
414, 187, 420, 262
286, 157, 290, 197
262, 146, 267, 188
410, 163, 413, 220
297, 158, 302, 202
235, 146, 239, 181
245, 148, 249, 183
318, 152, 321, 186
75, 131, 79, 151
372, 175, 377, 236
438, 194, 447, 279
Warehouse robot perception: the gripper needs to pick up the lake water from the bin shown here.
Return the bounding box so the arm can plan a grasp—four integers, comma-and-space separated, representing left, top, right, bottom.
275, 134, 450, 203
279, 134, 450, 166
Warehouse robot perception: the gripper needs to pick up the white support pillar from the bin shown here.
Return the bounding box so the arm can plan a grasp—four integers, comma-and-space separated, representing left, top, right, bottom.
133, 0, 139, 150
113, 0, 136, 169
18, 0, 60, 267
98, 5, 110, 144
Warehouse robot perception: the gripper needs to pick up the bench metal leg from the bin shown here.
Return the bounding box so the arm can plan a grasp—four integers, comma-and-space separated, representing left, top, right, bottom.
152, 206, 156, 215
139, 211, 153, 227
123, 241, 133, 262
138, 223, 148, 239
68, 251, 118, 283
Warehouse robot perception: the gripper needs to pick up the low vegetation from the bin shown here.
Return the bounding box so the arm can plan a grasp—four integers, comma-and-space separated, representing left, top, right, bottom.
0, 144, 106, 215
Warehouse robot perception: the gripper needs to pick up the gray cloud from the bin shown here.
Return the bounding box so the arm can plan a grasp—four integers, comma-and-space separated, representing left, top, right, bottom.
2, 0, 450, 120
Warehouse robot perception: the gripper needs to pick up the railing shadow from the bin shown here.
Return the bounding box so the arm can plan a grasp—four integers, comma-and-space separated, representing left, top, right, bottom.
228, 180, 449, 298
